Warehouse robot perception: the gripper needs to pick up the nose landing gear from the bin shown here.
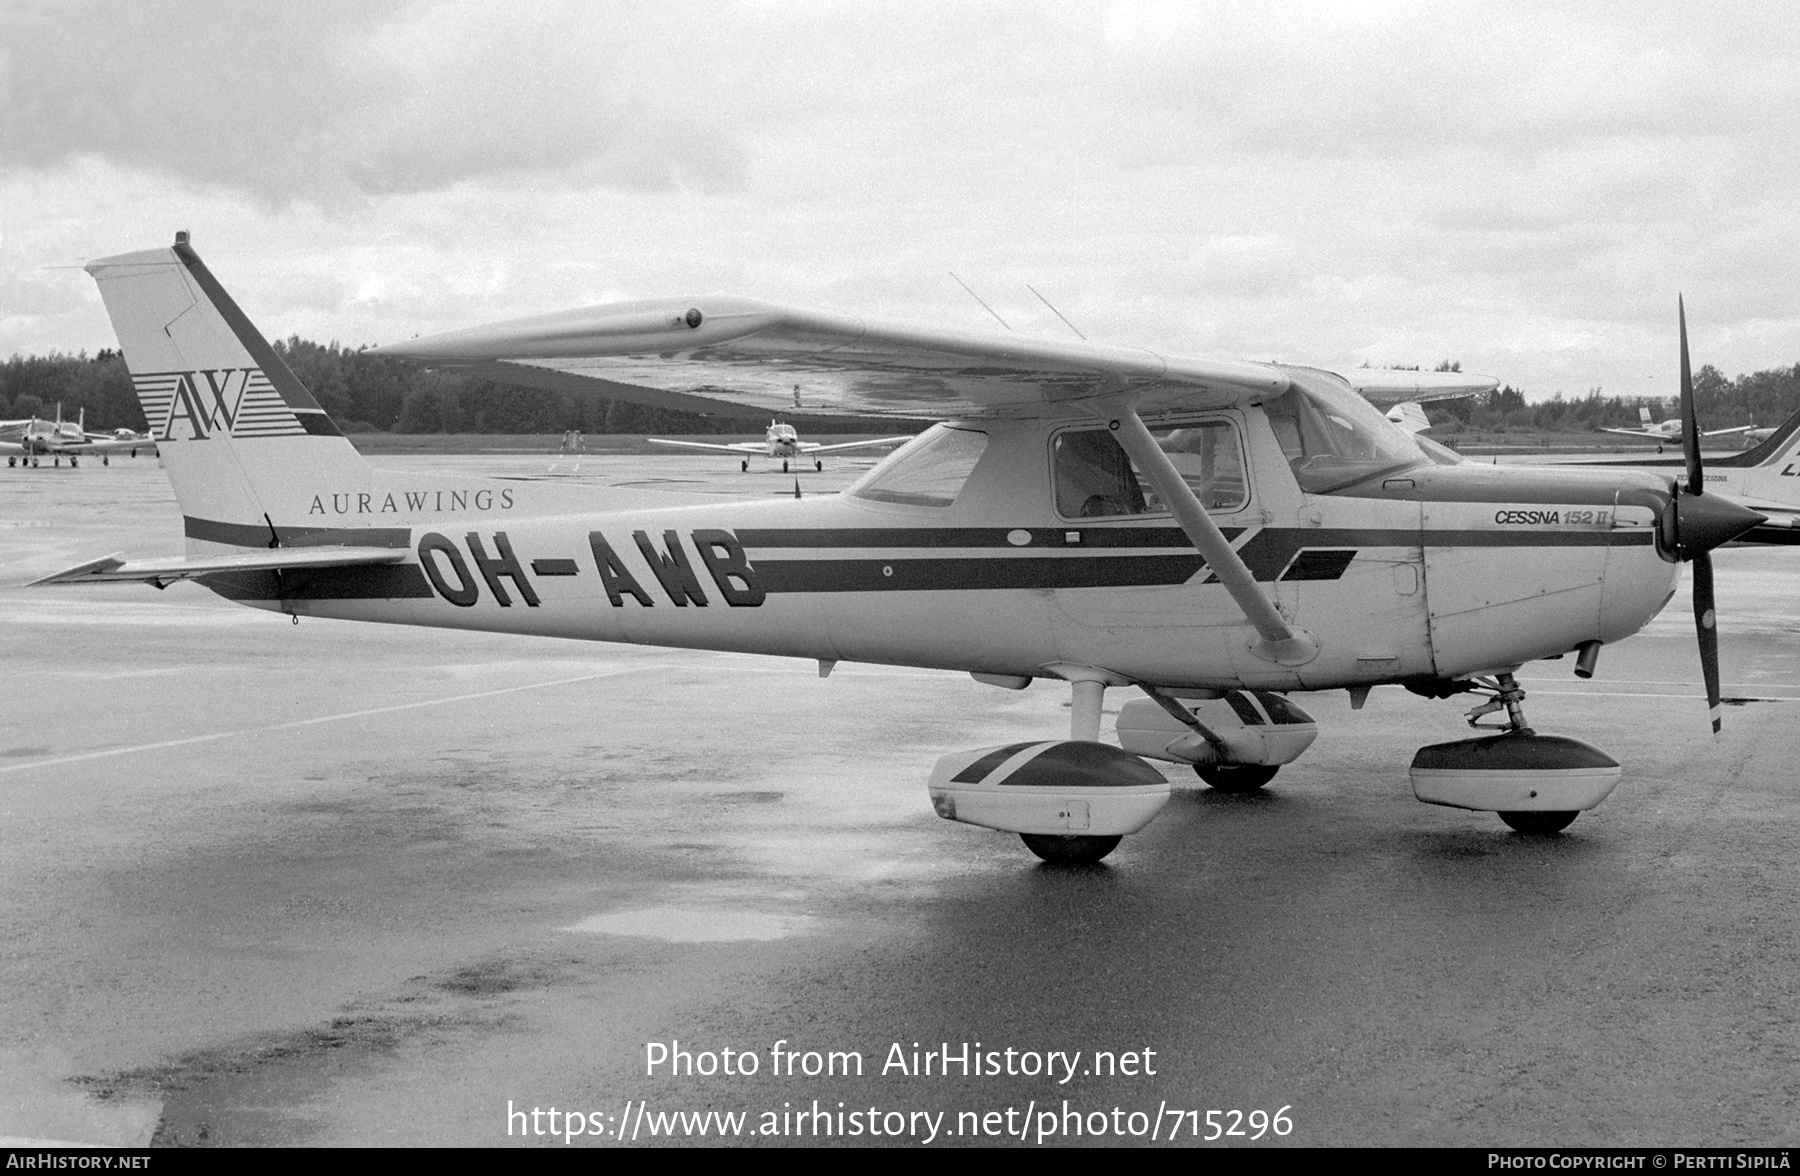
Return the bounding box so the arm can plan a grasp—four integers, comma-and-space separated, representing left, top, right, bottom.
1409, 672, 1621, 833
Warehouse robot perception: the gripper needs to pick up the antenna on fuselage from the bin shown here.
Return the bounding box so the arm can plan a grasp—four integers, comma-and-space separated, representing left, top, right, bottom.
1026, 284, 1087, 340
948, 273, 1013, 332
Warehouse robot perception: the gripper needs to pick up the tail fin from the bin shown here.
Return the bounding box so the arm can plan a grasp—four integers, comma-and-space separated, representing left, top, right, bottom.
1385, 401, 1432, 434
1640, 405, 1653, 426
84, 234, 370, 549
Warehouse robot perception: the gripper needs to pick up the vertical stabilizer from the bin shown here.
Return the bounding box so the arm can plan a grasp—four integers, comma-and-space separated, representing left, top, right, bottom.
85, 235, 372, 550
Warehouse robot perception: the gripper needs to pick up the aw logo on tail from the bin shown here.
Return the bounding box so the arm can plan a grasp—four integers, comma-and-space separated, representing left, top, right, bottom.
134, 369, 301, 440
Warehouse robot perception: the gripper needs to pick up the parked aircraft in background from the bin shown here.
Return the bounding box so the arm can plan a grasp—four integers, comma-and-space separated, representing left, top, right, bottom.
1531, 406, 1800, 544
648, 420, 914, 472
1384, 402, 1434, 434
1602, 404, 1752, 450
40, 235, 1763, 865
1, 405, 158, 467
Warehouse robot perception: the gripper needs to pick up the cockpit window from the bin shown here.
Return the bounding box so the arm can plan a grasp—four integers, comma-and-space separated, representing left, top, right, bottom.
1053, 417, 1248, 518
846, 424, 987, 507
1263, 372, 1427, 492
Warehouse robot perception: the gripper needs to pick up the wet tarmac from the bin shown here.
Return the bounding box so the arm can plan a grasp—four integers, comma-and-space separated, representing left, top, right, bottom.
3, 453, 1800, 1147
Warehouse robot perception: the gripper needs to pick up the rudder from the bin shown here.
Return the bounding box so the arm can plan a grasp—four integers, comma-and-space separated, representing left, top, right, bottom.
85, 233, 372, 550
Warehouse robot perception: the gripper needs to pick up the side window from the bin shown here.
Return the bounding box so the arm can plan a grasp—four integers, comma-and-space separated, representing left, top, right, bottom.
1053, 429, 1146, 517
1052, 418, 1247, 518
846, 424, 988, 507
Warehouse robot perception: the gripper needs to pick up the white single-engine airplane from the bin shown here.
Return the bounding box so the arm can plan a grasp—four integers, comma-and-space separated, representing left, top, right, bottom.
2, 404, 157, 467
38, 235, 1765, 864
648, 420, 914, 472
1602, 404, 1753, 449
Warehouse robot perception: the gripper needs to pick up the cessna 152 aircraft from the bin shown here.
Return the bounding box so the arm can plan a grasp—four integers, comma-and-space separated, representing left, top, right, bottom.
648, 420, 914, 472
37, 235, 1765, 863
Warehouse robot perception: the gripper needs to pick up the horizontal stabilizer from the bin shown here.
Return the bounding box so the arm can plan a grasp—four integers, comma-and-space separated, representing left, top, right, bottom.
33, 546, 407, 587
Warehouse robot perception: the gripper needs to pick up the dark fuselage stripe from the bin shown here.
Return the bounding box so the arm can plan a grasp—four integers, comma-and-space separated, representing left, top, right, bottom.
185, 516, 412, 548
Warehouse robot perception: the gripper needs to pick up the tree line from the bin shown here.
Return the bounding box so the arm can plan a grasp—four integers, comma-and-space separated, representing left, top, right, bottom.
4, 339, 1800, 436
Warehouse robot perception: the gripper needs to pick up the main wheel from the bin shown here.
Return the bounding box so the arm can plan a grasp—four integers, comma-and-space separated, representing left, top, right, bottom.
1499, 810, 1578, 834
814, 459, 823, 472
740, 459, 749, 472
1020, 833, 1121, 864
1194, 763, 1278, 792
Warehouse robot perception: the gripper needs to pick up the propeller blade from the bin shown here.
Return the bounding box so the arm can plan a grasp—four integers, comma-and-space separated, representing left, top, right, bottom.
1679, 295, 1703, 494
1693, 550, 1722, 736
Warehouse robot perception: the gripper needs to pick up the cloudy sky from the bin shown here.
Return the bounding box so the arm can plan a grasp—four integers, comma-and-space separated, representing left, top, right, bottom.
4, 0, 1798, 401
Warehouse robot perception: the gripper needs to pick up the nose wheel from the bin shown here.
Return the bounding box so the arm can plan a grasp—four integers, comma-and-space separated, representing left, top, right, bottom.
1020, 833, 1121, 864
1409, 672, 1618, 832
1498, 811, 1579, 834
1194, 763, 1279, 792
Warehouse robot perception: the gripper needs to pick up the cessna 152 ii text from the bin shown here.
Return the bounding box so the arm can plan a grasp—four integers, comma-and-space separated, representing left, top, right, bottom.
648, 420, 914, 472
37, 235, 1765, 863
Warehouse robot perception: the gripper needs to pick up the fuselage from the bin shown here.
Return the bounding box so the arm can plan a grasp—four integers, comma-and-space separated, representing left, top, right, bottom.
193, 410, 1682, 692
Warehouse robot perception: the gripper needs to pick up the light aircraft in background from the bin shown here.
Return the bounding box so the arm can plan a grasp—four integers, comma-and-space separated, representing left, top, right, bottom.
648, 420, 914, 472
2, 404, 158, 467
1602, 404, 1752, 450
1384, 402, 1435, 435
1528, 405, 1800, 544
1341, 370, 1491, 438
39, 234, 1763, 865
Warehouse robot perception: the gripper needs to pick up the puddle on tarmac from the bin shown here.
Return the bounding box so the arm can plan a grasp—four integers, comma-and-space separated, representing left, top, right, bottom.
561, 906, 808, 941
0, 1049, 161, 1147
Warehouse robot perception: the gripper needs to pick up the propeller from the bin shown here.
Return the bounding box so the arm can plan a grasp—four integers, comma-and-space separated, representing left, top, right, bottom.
1672, 296, 1766, 734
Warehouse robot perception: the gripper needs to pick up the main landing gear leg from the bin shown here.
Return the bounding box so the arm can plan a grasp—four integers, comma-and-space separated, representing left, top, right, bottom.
1018, 676, 1122, 865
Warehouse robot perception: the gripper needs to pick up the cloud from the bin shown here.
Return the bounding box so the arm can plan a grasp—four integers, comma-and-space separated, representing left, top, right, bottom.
5, 1, 1800, 399
0, 0, 749, 206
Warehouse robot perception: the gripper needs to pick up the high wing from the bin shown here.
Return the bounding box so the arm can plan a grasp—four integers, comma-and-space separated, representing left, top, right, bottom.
645, 437, 768, 454
1337, 369, 1498, 408
373, 296, 1292, 420
32, 546, 407, 587
796, 435, 916, 454
54, 435, 160, 456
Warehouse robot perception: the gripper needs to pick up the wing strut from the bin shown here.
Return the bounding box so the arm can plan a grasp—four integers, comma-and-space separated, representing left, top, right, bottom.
1109, 408, 1319, 666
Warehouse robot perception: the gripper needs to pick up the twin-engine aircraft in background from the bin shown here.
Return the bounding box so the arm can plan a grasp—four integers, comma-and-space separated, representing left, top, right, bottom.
648, 420, 914, 472
37, 235, 1765, 864
2, 404, 157, 467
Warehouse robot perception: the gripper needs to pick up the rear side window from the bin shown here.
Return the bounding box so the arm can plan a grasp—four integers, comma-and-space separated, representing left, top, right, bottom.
846, 424, 988, 507
1053, 418, 1247, 518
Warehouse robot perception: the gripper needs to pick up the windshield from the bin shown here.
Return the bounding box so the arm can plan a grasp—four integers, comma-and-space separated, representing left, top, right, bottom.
846, 424, 988, 507
1263, 370, 1428, 493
